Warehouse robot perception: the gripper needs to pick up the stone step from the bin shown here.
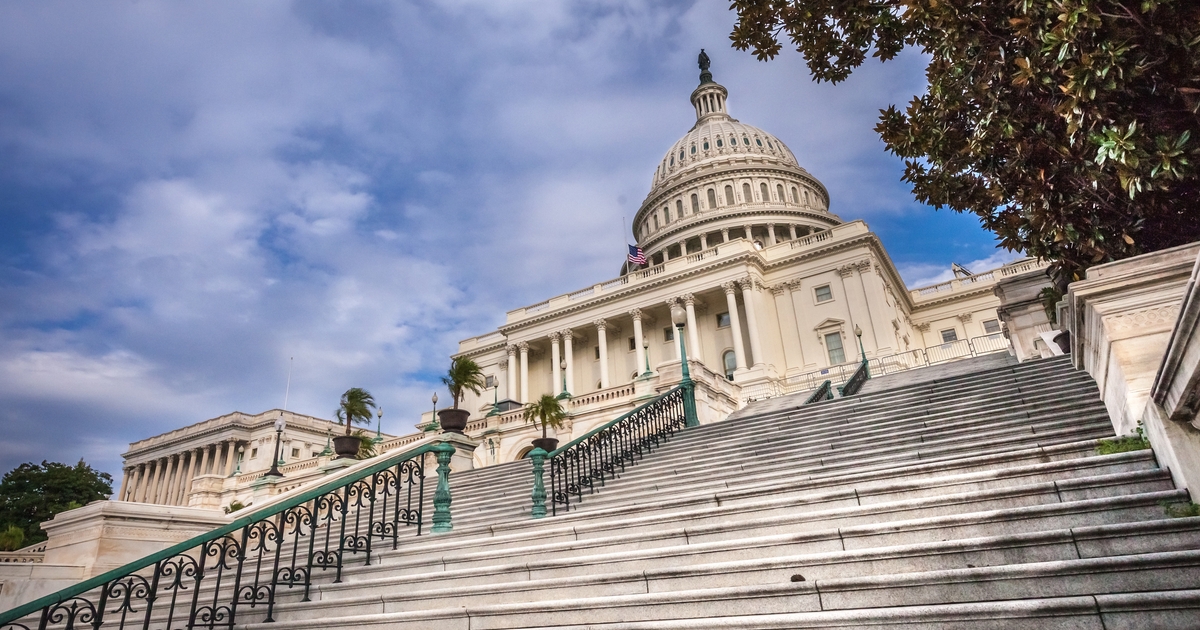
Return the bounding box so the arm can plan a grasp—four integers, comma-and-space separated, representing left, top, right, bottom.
241, 551, 1200, 630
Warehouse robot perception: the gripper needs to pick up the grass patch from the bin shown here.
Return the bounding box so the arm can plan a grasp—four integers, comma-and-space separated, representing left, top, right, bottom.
1097, 435, 1151, 454
1163, 502, 1200, 518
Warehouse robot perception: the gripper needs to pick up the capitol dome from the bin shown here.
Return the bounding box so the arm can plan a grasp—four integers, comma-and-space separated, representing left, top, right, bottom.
629, 59, 838, 269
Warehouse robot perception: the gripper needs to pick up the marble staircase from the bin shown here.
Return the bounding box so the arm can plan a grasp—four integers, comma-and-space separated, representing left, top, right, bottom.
153, 357, 1200, 628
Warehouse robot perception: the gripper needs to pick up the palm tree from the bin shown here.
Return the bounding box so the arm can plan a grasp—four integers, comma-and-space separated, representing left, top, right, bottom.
442, 356, 486, 409
335, 387, 376, 436
523, 394, 567, 440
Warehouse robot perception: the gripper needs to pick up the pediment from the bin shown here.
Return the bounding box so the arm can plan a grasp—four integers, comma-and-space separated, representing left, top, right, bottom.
813, 318, 845, 331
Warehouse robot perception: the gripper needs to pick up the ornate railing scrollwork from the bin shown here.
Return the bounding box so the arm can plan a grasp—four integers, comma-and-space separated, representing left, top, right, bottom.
838, 359, 870, 397
0, 442, 454, 630
805, 380, 834, 404
546, 386, 688, 516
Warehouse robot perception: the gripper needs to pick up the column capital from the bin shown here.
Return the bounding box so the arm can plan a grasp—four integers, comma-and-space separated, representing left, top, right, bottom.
721, 281, 738, 295
853, 259, 872, 273
664, 296, 680, 308
498, 360, 508, 370
681, 293, 696, 307
517, 341, 530, 352
628, 308, 643, 321
548, 331, 561, 342
738, 277, 760, 291
559, 329, 577, 341
593, 318, 609, 331
837, 264, 855, 278
506, 344, 519, 357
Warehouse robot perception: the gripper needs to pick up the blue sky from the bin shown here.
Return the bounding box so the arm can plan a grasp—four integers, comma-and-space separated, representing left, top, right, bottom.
0, 1, 1020, 482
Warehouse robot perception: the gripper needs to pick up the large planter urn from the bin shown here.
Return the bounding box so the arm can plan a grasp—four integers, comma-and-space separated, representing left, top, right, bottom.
437, 408, 470, 434
531, 437, 559, 453
332, 435, 361, 459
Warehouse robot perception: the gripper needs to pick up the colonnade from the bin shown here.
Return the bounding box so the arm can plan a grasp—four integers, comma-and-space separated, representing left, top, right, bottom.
650, 223, 820, 265
501, 276, 767, 404
118, 438, 242, 506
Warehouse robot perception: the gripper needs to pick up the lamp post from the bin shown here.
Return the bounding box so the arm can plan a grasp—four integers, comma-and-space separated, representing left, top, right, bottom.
264, 413, 286, 478
670, 303, 699, 427
373, 407, 383, 445
854, 324, 865, 361
430, 393, 439, 430
232, 445, 244, 476
486, 385, 500, 417
556, 360, 571, 400
642, 337, 651, 376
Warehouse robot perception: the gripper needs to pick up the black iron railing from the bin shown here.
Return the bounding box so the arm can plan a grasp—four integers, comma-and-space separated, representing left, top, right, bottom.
546, 386, 687, 515
838, 359, 870, 397
804, 380, 834, 404
0, 441, 455, 630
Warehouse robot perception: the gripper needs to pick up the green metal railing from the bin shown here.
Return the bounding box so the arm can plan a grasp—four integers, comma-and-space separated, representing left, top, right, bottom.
804, 380, 834, 404
0, 441, 456, 630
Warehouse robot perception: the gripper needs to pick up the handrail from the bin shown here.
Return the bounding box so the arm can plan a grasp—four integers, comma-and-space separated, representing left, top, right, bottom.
0, 440, 455, 629
838, 359, 870, 397
804, 380, 833, 404
544, 386, 688, 515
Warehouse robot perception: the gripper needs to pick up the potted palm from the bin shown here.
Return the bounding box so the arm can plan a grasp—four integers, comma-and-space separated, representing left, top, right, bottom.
524, 394, 567, 452
439, 356, 485, 433
333, 387, 376, 459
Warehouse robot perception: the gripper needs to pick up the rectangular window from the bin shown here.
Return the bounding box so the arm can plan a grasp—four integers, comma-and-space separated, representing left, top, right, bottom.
814, 285, 833, 303
941, 328, 959, 343
653, 214, 660, 229
484, 375, 496, 388
628, 337, 636, 351
983, 319, 1001, 334
663, 206, 671, 223
716, 312, 731, 328
250, 448, 258, 459
825, 332, 845, 364
594, 346, 600, 360
312, 451, 321, 459
663, 326, 674, 342
290, 448, 300, 458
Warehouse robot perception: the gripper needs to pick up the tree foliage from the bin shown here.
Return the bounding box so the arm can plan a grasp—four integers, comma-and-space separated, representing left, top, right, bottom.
0, 460, 112, 545
335, 387, 376, 436
523, 394, 568, 439
442, 356, 486, 410
731, 0, 1200, 284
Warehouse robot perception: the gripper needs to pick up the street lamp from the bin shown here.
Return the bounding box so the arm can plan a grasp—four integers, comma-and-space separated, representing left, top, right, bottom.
232, 445, 244, 476
556, 360, 571, 400
373, 407, 383, 445
854, 324, 865, 361
670, 303, 692, 383
264, 412, 286, 478
642, 337, 651, 376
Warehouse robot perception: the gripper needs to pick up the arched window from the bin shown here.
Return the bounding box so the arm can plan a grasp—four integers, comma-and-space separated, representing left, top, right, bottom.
760, 182, 769, 201
676, 199, 684, 217
690, 145, 696, 155
777, 184, 785, 202
755, 138, 763, 147
691, 194, 699, 213
669, 156, 674, 166
742, 183, 752, 202
663, 205, 671, 223
791, 187, 799, 203
653, 214, 660, 229
679, 150, 685, 162
724, 185, 735, 206
805, 190, 810, 204
703, 140, 710, 150
707, 188, 717, 208
723, 351, 737, 381
716, 138, 723, 148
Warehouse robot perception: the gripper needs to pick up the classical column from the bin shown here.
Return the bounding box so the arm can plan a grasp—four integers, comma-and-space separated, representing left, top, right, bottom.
518, 342, 530, 403
678, 240, 687, 257
504, 345, 518, 400
722, 282, 748, 370
182, 448, 199, 506
117, 468, 130, 502
549, 332, 562, 396
789, 224, 798, 240
562, 331, 575, 395
201, 444, 214, 476
682, 293, 703, 362
767, 223, 777, 244
164, 455, 181, 505
630, 309, 646, 376
133, 464, 148, 502
740, 278, 765, 367
721, 228, 730, 243
223, 440, 237, 477
665, 298, 683, 360
595, 320, 610, 389
148, 459, 165, 504
700, 234, 708, 250
743, 224, 753, 242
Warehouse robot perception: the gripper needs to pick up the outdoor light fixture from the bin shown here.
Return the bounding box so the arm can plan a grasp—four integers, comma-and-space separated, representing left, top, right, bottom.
264, 412, 286, 478
854, 324, 866, 363
557, 359, 571, 400
373, 407, 383, 445
642, 337, 651, 375
670, 304, 687, 327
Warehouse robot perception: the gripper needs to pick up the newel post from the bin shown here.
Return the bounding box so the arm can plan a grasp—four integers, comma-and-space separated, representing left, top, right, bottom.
529, 447, 548, 519
431, 442, 456, 533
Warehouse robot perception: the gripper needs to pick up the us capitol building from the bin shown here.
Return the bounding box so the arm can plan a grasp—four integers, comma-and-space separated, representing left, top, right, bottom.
110, 61, 1044, 512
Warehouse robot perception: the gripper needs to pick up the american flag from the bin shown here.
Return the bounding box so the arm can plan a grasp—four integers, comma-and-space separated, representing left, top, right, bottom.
627, 244, 647, 266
